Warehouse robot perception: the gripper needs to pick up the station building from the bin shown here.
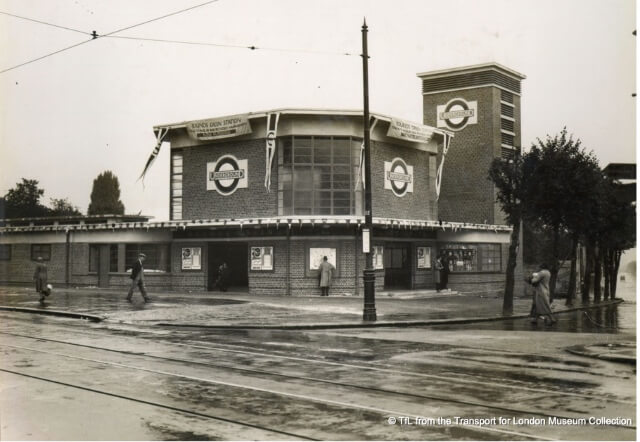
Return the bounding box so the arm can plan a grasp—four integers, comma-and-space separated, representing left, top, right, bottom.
0, 63, 525, 297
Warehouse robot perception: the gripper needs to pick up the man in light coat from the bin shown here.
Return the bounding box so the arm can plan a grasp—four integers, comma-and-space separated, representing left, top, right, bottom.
33, 256, 49, 303
319, 256, 335, 296
127, 253, 150, 303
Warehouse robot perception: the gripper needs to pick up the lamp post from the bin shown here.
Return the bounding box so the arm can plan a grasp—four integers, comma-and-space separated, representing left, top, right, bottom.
361, 19, 376, 321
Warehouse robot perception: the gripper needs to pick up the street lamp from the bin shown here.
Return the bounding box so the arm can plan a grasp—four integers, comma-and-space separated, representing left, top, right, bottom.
361, 19, 376, 321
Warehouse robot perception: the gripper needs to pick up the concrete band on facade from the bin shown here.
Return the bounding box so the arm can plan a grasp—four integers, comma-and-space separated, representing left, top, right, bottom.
0, 63, 526, 296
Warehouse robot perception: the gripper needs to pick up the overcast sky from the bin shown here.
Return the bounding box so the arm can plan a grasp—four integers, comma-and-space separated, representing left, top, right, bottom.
1, 0, 636, 220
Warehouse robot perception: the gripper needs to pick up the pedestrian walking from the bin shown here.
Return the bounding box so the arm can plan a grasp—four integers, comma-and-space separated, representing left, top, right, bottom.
217, 262, 230, 292
318, 256, 335, 296
33, 256, 50, 303
127, 253, 150, 303
526, 263, 556, 325
434, 256, 443, 292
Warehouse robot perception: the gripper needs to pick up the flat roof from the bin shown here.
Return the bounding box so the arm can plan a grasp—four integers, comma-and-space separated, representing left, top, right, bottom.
417, 62, 526, 80
153, 108, 453, 138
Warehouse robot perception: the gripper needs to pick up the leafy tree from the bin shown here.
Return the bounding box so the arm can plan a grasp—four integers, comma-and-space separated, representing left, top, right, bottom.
525, 129, 602, 305
4, 179, 49, 218
49, 198, 82, 216
88, 171, 125, 215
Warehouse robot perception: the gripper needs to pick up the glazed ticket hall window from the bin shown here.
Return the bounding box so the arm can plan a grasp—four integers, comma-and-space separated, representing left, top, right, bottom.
278, 136, 363, 216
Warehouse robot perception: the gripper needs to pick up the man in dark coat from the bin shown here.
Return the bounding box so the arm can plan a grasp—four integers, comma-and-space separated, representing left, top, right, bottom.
33, 256, 49, 303
127, 253, 150, 303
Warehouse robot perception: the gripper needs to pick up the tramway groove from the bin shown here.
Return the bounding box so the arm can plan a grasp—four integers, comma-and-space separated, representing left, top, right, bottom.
1, 340, 635, 432
0, 329, 631, 405
0, 367, 315, 440
0, 344, 555, 441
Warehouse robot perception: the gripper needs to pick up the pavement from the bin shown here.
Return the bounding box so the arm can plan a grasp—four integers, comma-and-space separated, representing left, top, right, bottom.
0, 285, 633, 363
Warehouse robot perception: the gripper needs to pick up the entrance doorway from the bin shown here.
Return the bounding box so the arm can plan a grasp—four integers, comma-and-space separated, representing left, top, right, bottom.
384, 243, 412, 289
208, 242, 248, 291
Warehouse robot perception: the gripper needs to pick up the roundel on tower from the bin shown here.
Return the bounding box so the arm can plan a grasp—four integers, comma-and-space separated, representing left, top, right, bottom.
436, 98, 478, 131
206, 155, 248, 196
384, 157, 414, 197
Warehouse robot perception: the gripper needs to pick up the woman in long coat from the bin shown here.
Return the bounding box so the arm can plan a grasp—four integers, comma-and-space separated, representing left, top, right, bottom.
528, 263, 556, 325
318, 256, 335, 296
434, 257, 443, 292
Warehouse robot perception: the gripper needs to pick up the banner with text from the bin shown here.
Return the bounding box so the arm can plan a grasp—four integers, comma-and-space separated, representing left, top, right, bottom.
387, 118, 434, 144
186, 115, 252, 141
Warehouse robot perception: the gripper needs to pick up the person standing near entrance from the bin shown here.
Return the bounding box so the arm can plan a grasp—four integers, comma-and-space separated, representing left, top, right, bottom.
319, 256, 335, 296
439, 252, 450, 291
127, 253, 150, 303
434, 256, 443, 292
217, 262, 230, 292
33, 256, 49, 303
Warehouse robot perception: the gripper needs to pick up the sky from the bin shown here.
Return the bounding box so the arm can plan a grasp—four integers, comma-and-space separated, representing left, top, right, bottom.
0, 0, 636, 221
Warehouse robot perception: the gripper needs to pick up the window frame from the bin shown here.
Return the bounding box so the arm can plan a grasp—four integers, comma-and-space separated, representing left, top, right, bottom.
278, 136, 363, 216
125, 243, 171, 273
0, 244, 11, 261
440, 243, 502, 273
31, 244, 51, 261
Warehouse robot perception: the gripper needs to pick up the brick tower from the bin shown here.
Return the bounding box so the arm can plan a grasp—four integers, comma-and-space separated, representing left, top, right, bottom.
417, 63, 526, 225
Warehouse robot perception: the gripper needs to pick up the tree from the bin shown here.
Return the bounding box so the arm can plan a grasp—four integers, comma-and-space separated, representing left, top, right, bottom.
525, 129, 602, 305
488, 153, 529, 315
88, 171, 125, 215
4, 179, 49, 218
49, 198, 82, 216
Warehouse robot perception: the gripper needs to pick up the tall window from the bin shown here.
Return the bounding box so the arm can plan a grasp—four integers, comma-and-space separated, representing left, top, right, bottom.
89, 244, 118, 273
171, 152, 183, 220
125, 244, 170, 272
278, 136, 363, 215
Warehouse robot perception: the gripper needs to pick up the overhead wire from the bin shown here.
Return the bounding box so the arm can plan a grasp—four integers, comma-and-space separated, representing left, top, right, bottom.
0, 0, 221, 74
0, 11, 92, 35
105, 35, 357, 57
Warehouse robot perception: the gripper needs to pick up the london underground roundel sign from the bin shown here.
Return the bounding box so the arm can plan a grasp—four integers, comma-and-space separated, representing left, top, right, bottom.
384, 158, 414, 197
437, 98, 478, 131
206, 155, 248, 196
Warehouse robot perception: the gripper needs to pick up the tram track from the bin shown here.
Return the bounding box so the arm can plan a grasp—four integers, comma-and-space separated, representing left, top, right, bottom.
0, 342, 561, 441
0, 326, 632, 405
0, 329, 635, 431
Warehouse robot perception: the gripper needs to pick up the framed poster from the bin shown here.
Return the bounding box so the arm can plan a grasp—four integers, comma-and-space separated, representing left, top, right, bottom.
373, 246, 384, 270
417, 246, 431, 269
251, 246, 274, 271
181, 247, 201, 270
309, 248, 337, 270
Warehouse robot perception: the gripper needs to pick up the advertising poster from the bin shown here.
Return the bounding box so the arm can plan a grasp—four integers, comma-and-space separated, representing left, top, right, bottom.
417, 246, 431, 269
181, 247, 201, 270
251, 246, 274, 271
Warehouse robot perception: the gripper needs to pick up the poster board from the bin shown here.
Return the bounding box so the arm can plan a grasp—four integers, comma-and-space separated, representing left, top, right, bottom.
309, 248, 337, 270
181, 247, 201, 270
251, 246, 274, 271
373, 246, 384, 270
417, 246, 431, 269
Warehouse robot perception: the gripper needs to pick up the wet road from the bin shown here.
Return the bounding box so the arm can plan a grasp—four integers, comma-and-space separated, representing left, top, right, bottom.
0, 303, 635, 440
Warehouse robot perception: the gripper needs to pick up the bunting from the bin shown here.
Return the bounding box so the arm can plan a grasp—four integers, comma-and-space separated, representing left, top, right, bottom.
355, 117, 378, 191
435, 132, 452, 200
139, 127, 169, 182
264, 112, 280, 192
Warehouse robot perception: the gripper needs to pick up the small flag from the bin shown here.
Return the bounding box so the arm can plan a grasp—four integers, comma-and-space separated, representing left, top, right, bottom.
264, 113, 280, 192
435, 132, 452, 200
354, 117, 378, 191
139, 127, 169, 183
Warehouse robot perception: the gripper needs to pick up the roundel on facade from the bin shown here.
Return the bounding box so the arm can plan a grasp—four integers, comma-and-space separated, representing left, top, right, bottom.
207, 154, 248, 196
437, 98, 478, 131
386, 158, 413, 197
